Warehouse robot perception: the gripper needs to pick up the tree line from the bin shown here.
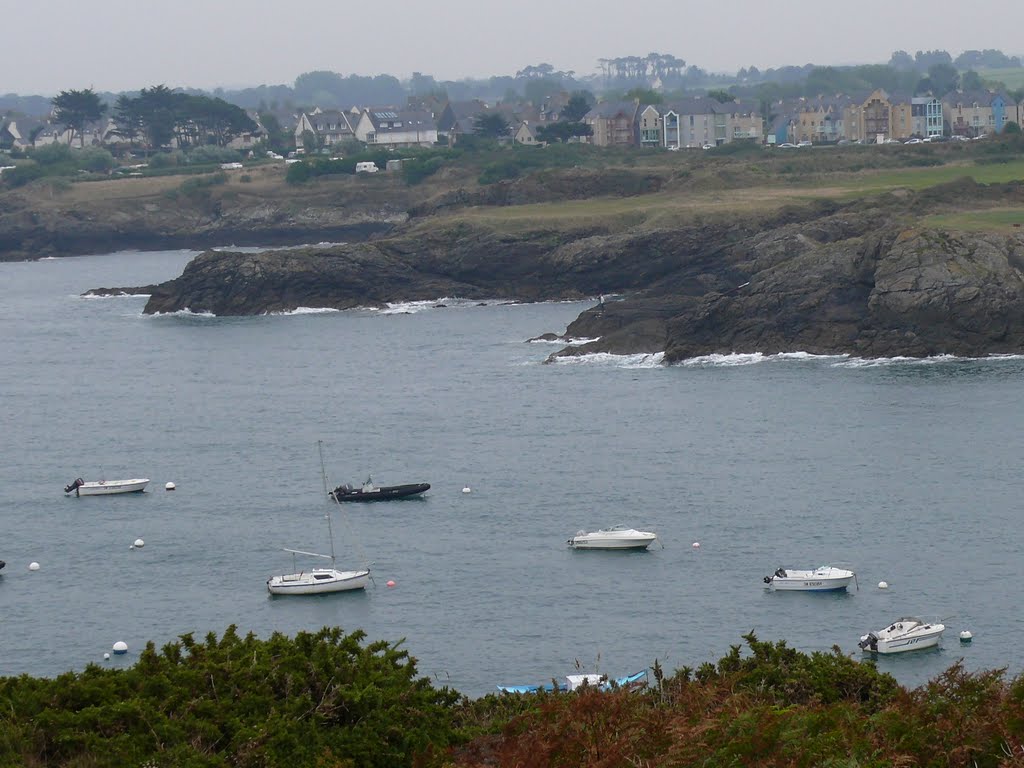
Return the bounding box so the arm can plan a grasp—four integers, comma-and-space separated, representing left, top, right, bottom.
50, 85, 256, 152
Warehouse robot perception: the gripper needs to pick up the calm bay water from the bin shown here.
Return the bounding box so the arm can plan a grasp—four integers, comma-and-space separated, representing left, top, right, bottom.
2, 248, 1023, 696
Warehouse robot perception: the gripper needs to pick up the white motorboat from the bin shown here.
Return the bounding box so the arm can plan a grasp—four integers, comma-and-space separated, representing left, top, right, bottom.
64, 477, 150, 496
859, 617, 945, 654
267, 442, 370, 596
567, 525, 658, 550
763, 565, 856, 592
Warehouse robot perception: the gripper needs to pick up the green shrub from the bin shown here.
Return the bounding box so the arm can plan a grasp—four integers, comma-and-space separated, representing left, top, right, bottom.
0, 162, 44, 187
239, 174, 252, 182
0, 626, 461, 768
75, 147, 116, 173
188, 145, 244, 164
147, 150, 185, 169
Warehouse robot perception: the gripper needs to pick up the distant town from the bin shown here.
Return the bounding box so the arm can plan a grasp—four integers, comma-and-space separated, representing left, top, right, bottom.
3, 48, 1024, 173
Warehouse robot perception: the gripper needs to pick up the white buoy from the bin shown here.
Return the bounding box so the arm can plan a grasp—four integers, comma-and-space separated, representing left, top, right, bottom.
28, 562, 40, 571
112, 641, 128, 655
134, 539, 145, 548
462, 486, 471, 494
960, 630, 973, 643
103, 653, 110, 660
692, 542, 701, 549
878, 581, 889, 589
165, 482, 175, 491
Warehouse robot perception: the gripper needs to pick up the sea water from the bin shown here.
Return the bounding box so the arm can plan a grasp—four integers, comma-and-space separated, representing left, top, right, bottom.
1, 248, 1022, 696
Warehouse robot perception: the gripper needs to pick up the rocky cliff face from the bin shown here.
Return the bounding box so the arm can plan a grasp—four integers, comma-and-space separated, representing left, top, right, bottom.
99, 175, 1024, 360
554, 207, 1024, 361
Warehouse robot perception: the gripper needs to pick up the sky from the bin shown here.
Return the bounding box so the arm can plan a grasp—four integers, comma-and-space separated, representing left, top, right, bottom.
2, 0, 1023, 95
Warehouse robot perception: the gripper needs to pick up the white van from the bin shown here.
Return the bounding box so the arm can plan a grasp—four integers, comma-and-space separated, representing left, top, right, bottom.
355, 161, 378, 174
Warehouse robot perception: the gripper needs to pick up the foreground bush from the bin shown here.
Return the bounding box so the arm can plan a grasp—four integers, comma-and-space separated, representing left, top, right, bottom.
450, 634, 1024, 768
0, 625, 460, 768
7, 630, 1024, 767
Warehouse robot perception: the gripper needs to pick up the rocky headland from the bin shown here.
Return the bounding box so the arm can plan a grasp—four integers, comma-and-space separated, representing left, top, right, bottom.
131, 176, 1024, 360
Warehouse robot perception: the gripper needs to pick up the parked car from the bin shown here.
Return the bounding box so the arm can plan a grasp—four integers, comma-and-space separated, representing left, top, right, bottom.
797, 141, 812, 148
904, 138, 923, 144
777, 142, 797, 148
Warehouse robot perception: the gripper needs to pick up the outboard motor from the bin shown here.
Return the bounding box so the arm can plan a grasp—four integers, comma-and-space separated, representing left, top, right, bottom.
858, 633, 879, 651
64, 478, 84, 495
763, 575, 773, 584
0, 560, 5, 571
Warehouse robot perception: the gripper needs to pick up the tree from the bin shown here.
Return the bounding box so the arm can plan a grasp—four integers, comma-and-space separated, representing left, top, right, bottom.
889, 50, 915, 70
960, 70, 984, 91
927, 62, 960, 96
707, 89, 734, 103
258, 111, 289, 152
473, 112, 510, 138
624, 87, 662, 104
51, 88, 106, 147
1003, 121, 1021, 134
535, 121, 592, 143
561, 91, 594, 122
523, 78, 561, 106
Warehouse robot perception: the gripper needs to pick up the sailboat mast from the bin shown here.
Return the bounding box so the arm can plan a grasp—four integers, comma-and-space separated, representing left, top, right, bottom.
318, 440, 338, 564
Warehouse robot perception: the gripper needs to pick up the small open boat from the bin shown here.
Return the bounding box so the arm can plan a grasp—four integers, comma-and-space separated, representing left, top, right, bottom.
858, 617, 945, 654
498, 670, 648, 694
567, 525, 658, 550
329, 476, 429, 502
763, 565, 856, 592
64, 478, 150, 496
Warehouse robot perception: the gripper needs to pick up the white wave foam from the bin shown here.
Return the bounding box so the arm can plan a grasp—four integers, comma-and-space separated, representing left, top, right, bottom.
267, 306, 341, 316
79, 293, 150, 299
831, 353, 1024, 368
527, 336, 601, 346
551, 351, 665, 368
376, 297, 513, 315
674, 351, 1024, 369
678, 352, 848, 367
150, 308, 217, 318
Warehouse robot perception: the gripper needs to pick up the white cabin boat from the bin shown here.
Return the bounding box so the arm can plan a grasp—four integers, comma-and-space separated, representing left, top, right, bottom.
266, 555, 370, 595
64, 478, 150, 496
567, 525, 658, 550
763, 566, 856, 592
859, 617, 945, 654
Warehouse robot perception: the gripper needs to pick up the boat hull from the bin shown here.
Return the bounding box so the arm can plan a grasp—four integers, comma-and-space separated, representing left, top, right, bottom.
66, 479, 150, 496
765, 567, 855, 592
568, 537, 655, 550
267, 568, 370, 595
860, 620, 945, 654
568, 527, 657, 550
330, 483, 430, 502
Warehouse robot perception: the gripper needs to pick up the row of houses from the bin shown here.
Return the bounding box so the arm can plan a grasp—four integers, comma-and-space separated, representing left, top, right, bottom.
580, 89, 1023, 150
774, 89, 1019, 144
4, 88, 1021, 156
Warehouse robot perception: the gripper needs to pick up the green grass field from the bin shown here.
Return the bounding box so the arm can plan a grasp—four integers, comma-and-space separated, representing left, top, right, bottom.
978, 67, 1024, 90
924, 208, 1024, 233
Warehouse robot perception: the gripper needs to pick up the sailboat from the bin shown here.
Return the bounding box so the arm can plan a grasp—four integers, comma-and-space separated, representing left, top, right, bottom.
266, 442, 371, 596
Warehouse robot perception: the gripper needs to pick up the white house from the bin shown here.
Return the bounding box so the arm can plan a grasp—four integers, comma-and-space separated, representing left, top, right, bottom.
354, 109, 437, 148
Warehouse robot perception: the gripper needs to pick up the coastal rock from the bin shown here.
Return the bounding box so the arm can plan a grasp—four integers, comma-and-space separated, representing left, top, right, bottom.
549, 212, 1024, 361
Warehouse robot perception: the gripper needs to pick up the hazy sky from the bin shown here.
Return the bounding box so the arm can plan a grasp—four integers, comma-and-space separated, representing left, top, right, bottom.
3, 0, 1022, 95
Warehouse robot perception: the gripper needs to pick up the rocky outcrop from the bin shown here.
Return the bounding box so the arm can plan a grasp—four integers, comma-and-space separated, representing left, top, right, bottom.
0, 176, 410, 262
551, 209, 1024, 361
97, 176, 1024, 359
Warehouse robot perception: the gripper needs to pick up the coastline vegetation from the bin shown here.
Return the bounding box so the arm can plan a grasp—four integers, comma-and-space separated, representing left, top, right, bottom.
3, 627, 1024, 767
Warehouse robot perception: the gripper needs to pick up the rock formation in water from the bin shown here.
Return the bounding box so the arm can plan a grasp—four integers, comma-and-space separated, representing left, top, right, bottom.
111, 177, 1024, 359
